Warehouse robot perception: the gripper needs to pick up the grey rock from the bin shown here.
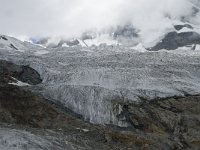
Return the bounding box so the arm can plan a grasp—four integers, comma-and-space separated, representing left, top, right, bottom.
174, 24, 193, 31
150, 32, 200, 50
0, 60, 42, 85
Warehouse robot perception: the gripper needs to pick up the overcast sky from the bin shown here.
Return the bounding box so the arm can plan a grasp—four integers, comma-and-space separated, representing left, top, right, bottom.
0, 0, 199, 40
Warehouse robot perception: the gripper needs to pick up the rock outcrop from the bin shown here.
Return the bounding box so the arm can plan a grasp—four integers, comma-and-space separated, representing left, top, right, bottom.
0, 60, 42, 85
150, 31, 200, 50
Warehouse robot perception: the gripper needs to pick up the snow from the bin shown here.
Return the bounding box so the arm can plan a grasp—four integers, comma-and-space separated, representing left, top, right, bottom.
9, 77, 30, 87
82, 129, 89, 132
177, 27, 194, 33
34, 50, 49, 56
61, 43, 69, 47
130, 43, 147, 52
76, 128, 89, 132
32, 43, 47, 48
78, 40, 87, 47
0, 35, 28, 52
195, 45, 200, 51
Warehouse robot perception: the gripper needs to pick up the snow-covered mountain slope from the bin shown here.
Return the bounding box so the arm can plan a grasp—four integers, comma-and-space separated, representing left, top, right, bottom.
30, 20, 200, 50
1, 35, 200, 127
0, 35, 45, 51
28, 0, 200, 50
149, 21, 200, 50
0, 35, 27, 51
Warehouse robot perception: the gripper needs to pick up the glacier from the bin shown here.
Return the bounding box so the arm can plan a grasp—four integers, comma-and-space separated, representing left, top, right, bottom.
1, 35, 200, 126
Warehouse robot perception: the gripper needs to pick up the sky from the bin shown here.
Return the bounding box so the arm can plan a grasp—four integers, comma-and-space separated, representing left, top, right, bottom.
0, 0, 199, 42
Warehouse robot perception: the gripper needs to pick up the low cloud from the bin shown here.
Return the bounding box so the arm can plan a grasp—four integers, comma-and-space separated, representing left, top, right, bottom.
0, 0, 199, 43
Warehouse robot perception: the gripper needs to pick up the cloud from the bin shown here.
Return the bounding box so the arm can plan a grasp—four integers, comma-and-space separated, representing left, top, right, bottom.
0, 0, 199, 43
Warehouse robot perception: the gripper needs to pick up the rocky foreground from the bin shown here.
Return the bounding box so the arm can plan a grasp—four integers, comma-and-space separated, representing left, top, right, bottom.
0, 59, 200, 150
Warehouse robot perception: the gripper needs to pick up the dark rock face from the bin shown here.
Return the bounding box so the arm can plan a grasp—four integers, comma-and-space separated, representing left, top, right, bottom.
18, 65, 42, 85
150, 32, 200, 50
10, 44, 18, 50
174, 24, 193, 31
0, 60, 42, 85
0, 84, 65, 128
0, 36, 8, 41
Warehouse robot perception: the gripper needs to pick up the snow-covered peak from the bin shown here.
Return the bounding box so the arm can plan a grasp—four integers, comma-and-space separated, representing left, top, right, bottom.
0, 35, 26, 51
0, 35, 46, 52
28, 19, 200, 51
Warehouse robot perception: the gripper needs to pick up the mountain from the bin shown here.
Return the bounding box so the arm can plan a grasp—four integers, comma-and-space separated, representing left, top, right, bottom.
150, 23, 200, 50
1, 1, 200, 148
29, 1, 200, 51
1, 15, 200, 148
0, 35, 26, 51
30, 20, 200, 51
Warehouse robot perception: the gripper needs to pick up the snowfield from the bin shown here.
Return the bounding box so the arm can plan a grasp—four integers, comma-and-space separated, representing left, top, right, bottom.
1, 35, 200, 126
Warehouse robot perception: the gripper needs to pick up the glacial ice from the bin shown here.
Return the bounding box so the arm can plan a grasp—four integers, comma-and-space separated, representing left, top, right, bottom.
1, 36, 200, 126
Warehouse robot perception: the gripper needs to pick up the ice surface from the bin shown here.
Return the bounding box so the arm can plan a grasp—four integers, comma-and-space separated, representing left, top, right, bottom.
1, 36, 200, 126
195, 45, 200, 51
34, 50, 49, 56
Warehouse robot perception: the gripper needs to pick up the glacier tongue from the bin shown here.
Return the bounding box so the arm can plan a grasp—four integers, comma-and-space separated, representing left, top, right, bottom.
1, 39, 200, 126
44, 84, 127, 126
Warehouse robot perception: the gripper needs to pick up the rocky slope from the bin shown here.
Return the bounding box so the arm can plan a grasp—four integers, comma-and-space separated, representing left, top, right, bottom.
112, 96, 200, 149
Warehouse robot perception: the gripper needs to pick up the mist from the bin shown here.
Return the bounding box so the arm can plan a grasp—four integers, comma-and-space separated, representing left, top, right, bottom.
0, 0, 199, 43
